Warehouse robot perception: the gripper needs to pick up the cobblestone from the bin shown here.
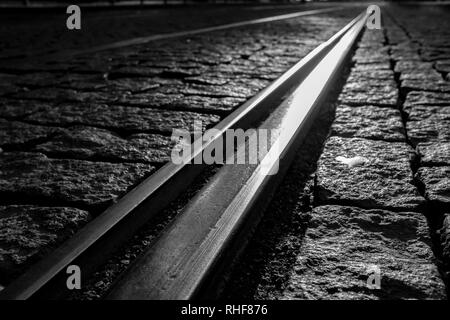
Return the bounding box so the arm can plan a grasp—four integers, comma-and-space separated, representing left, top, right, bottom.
404, 91, 450, 108
34, 126, 175, 164
416, 166, 450, 209
384, 6, 450, 295
25, 103, 220, 135
0, 152, 154, 212
315, 136, 424, 211
338, 87, 398, 107
279, 205, 446, 300
441, 214, 450, 267
0, 205, 90, 283
417, 142, 450, 166
406, 106, 450, 145
0, 119, 60, 148
331, 105, 405, 142
0, 99, 52, 119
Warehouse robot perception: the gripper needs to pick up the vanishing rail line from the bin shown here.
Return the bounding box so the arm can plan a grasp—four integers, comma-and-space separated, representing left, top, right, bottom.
0, 10, 368, 300
1, 7, 341, 61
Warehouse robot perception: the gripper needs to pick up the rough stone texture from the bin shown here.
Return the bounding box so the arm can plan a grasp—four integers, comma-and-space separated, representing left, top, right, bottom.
279, 205, 446, 300
399, 70, 442, 82
440, 214, 450, 266
401, 79, 450, 93
118, 92, 246, 113
352, 49, 391, 65
416, 167, 450, 207
338, 85, 398, 107
347, 69, 394, 81
353, 62, 391, 72
0, 99, 51, 119
0, 119, 60, 148
394, 61, 435, 73
404, 91, 450, 108
0, 152, 154, 211
435, 60, 450, 75
331, 105, 405, 142
0, 205, 90, 283
0, 74, 22, 97
25, 103, 220, 134
343, 79, 397, 90
406, 106, 450, 145
14, 87, 124, 104
34, 126, 174, 164
417, 142, 450, 166
315, 137, 424, 211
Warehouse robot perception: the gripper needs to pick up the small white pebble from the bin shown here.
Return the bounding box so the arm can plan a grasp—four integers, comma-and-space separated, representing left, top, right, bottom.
336, 156, 369, 168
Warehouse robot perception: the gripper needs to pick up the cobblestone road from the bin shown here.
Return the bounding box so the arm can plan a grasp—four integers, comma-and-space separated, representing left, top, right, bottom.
0, 3, 333, 59
225, 4, 450, 300
0, 6, 361, 288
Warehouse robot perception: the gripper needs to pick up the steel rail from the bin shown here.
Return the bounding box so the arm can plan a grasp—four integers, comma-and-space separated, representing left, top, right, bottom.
107, 10, 368, 300
0, 11, 364, 300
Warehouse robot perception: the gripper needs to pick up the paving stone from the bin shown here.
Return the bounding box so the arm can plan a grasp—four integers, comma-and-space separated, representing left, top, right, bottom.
0, 205, 90, 282
0, 119, 60, 148
338, 85, 398, 107
25, 103, 220, 134
331, 105, 405, 142
401, 80, 450, 93
347, 70, 394, 82
0, 99, 51, 119
280, 205, 446, 300
404, 91, 450, 108
15, 73, 104, 90
416, 167, 450, 208
315, 137, 424, 211
14, 88, 120, 104
353, 62, 391, 72
109, 66, 165, 78
435, 60, 450, 74
120, 92, 246, 113
0, 152, 154, 211
34, 126, 174, 164
394, 61, 435, 74
417, 142, 450, 166
342, 79, 397, 91
352, 47, 390, 64
406, 106, 450, 144
390, 50, 422, 61
0, 84, 21, 97
421, 49, 450, 62
399, 71, 442, 82
440, 214, 450, 266
0, 74, 22, 97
